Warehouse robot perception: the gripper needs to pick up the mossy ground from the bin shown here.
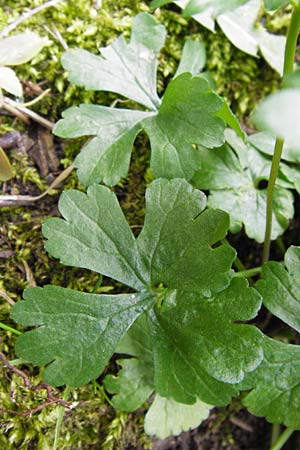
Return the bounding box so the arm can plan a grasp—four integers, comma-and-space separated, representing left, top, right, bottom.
0, 1, 290, 448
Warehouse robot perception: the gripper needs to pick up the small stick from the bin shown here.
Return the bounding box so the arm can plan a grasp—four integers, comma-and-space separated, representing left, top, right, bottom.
3, 97, 54, 130
0, 352, 31, 388
1, 102, 30, 124
0, 289, 15, 306
0, 0, 64, 38
0, 163, 74, 207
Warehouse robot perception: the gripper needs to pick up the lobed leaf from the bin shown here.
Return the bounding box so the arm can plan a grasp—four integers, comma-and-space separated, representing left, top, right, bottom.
152, 0, 286, 73
13, 179, 263, 399
55, 13, 238, 185
150, 278, 263, 404
193, 130, 294, 242
256, 246, 300, 333
242, 337, 300, 429
11, 286, 153, 387
61, 13, 165, 111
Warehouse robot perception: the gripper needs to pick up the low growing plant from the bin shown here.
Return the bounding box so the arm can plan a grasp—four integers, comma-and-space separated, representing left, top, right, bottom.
4, 0, 300, 448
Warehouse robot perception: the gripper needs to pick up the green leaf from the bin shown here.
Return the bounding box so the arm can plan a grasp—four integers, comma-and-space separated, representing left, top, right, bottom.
253, 27, 285, 75
104, 359, 154, 411
14, 179, 263, 398
11, 286, 153, 387
263, 0, 289, 10
0, 32, 48, 66
136, 178, 235, 295
104, 315, 154, 412
254, 89, 300, 149
193, 131, 294, 242
0, 66, 22, 96
184, 0, 250, 16
242, 337, 300, 428
150, 278, 263, 404
248, 132, 300, 163
256, 246, 300, 333
43, 184, 147, 291
0, 146, 13, 181
216, 0, 260, 57
151, 0, 174, 8
55, 13, 237, 185
61, 13, 165, 110
174, 39, 206, 78
144, 394, 211, 438
143, 74, 226, 180
157, 0, 285, 73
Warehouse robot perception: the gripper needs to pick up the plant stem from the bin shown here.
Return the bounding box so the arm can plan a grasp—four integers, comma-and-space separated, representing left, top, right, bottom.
53, 386, 71, 450
270, 427, 294, 450
234, 267, 262, 278
262, 137, 284, 263
262, 5, 300, 264
0, 322, 22, 335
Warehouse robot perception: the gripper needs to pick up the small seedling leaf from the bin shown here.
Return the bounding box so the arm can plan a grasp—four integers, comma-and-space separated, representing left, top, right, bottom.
0, 32, 48, 66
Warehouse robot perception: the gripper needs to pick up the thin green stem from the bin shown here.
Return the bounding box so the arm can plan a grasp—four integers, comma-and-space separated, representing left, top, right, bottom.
269, 427, 294, 450
263, 5, 300, 263
53, 386, 71, 450
0, 322, 22, 336
234, 267, 262, 278
262, 138, 284, 263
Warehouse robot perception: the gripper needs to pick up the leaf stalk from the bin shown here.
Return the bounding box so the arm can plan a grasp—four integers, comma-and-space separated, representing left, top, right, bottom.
269, 427, 294, 450
262, 5, 300, 263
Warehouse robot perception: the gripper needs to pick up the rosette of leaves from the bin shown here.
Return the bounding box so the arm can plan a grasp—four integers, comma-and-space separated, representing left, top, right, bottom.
53, 12, 242, 186
11, 179, 263, 410
192, 129, 294, 243
151, 0, 286, 73
240, 246, 300, 429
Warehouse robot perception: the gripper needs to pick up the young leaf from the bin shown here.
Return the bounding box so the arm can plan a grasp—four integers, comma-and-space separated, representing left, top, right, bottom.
254, 89, 300, 149
0, 32, 48, 66
192, 131, 294, 242
13, 179, 264, 398
144, 394, 212, 439
242, 337, 300, 428
0, 67, 22, 97
0, 146, 14, 181
54, 13, 237, 185
256, 246, 300, 333
11, 286, 153, 387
